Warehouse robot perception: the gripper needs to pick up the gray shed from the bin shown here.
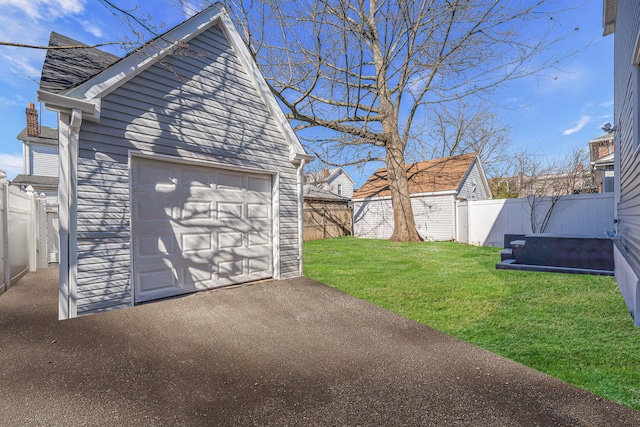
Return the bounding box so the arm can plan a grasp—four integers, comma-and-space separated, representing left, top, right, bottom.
38, 3, 313, 319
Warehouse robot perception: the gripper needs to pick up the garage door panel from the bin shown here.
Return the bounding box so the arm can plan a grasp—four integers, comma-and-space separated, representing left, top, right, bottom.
217, 202, 242, 219
217, 171, 245, 190
132, 157, 273, 303
248, 203, 270, 219
181, 202, 213, 220
136, 268, 178, 293
182, 264, 215, 289
135, 235, 174, 258
136, 200, 174, 221
218, 231, 243, 249
180, 170, 213, 189
247, 176, 271, 193
248, 231, 269, 247
248, 257, 270, 273
180, 232, 213, 253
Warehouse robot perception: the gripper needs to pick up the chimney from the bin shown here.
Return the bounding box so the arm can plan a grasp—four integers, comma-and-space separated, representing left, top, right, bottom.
323, 167, 329, 178
26, 102, 39, 137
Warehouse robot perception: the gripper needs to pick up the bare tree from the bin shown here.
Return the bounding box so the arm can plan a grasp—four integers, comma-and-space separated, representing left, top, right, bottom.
413, 101, 511, 179
505, 146, 590, 233
214, 0, 579, 241
2, 0, 579, 241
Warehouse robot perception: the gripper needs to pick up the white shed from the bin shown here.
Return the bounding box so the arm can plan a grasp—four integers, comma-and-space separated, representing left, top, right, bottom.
352, 153, 490, 241
38, 3, 313, 319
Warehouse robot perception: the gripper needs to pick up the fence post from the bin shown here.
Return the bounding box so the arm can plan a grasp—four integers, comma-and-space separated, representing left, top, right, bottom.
26, 186, 37, 272
37, 193, 48, 268
1, 172, 9, 292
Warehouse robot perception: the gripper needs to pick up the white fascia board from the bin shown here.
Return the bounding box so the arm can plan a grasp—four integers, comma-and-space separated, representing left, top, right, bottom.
37, 90, 99, 121
216, 11, 311, 163
352, 189, 457, 202
472, 156, 493, 200
329, 168, 355, 184
291, 152, 315, 163
64, 3, 226, 102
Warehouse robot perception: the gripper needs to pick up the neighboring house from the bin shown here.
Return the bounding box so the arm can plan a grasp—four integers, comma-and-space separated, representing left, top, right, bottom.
604, 0, 640, 325
491, 168, 593, 199
12, 103, 59, 202
303, 184, 352, 241
589, 133, 615, 193
38, 3, 312, 319
306, 167, 355, 199
352, 152, 491, 241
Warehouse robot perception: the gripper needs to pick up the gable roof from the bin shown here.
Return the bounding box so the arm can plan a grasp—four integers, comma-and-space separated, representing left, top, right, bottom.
303, 185, 350, 202
353, 152, 477, 199
40, 32, 119, 94
37, 2, 312, 162
325, 168, 354, 184
307, 167, 354, 185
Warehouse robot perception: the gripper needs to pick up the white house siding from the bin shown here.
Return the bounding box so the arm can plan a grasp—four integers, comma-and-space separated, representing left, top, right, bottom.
326, 172, 354, 199
353, 198, 394, 239
613, 1, 640, 324
457, 159, 488, 201
30, 144, 59, 177
74, 24, 300, 315
353, 194, 455, 241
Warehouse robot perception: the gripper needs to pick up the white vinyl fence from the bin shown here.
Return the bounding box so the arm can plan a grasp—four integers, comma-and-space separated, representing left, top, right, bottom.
462, 193, 614, 247
1, 175, 58, 295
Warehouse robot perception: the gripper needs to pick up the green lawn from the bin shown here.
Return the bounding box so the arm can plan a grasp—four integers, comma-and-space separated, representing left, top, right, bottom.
304, 237, 640, 412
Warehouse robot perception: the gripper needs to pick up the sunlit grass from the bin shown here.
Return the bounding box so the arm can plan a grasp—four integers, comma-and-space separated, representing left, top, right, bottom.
304, 237, 640, 411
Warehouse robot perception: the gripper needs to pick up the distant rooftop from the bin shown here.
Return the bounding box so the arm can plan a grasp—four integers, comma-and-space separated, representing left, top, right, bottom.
17, 125, 58, 142
353, 152, 476, 199
303, 185, 350, 202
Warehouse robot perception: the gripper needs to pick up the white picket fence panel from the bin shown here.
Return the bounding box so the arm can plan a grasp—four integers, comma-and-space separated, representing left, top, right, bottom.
463, 193, 614, 247
1, 177, 58, 295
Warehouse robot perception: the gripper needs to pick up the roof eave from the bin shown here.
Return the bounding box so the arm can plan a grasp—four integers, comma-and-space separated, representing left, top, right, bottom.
63, 3, 226, 102
603, 0, 617, 36
38, 90, 100, 121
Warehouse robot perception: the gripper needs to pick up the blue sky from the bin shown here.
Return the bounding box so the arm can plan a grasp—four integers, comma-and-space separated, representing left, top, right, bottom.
0, 0, 613, 187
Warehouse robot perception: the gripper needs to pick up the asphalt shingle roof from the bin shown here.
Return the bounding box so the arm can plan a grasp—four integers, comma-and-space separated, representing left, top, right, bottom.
303, 185, 350, 202
353, 152, 476, 199
39, 32, 120, 94
16, 125, 58, 142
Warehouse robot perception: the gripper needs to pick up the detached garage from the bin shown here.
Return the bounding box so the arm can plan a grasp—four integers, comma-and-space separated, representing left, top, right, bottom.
38, 4, 313, 319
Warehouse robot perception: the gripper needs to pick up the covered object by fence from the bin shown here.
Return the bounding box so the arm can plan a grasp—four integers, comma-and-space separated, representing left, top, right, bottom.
463, 193, 614, 247
303, 185, 352, 241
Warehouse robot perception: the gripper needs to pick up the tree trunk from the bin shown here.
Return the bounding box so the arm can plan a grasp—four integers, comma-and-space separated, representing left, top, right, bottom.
386, 139, 422, 242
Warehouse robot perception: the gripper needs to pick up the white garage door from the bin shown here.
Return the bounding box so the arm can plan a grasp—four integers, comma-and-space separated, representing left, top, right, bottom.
131, 156, 273, 303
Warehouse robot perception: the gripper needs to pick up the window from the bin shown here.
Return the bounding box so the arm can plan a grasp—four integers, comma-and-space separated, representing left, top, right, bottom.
337, 183, 343, 196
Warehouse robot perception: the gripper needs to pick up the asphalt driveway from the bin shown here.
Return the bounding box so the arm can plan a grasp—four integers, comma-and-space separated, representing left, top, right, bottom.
1, 268, 639, 426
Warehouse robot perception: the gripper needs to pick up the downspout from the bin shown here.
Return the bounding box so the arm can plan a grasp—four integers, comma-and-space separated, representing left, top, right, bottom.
58, 109, 82, 320
297, 159, 306, 276
1, 172, 9, 292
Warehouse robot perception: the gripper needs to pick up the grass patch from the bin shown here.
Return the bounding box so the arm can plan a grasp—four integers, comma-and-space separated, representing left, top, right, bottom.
304, 237, 640, 411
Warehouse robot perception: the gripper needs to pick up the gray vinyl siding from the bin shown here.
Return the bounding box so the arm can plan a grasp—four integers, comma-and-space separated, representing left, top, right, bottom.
75, 23, 300, 315
326, 172, 354, 199
614, 2, 640, 292
457, 159, 489, 201
76, 158, 131, 314
617, 1, 640, 271
353, 194, 455, 241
